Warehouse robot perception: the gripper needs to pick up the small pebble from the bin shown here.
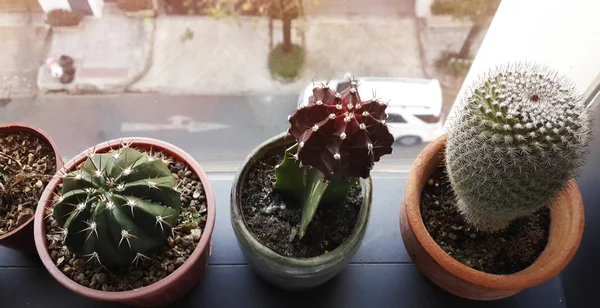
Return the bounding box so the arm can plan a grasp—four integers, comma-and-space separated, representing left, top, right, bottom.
191, 228, 202, 241
128, 271, 143, 281
73, 259, 83, 269
63, 265, 73, 274
288, 228, 298, 243
181, 235, 194, 247
192, 191, 200, 199
469, 233, 477, 239
94, 273, 107, 284
448, 233, 458, 240
427, 178, 434, 185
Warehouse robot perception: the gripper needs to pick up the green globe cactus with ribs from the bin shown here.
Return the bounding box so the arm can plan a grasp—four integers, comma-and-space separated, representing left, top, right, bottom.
276, 78, 394, 238
446, 63, 592, 232
52, 146, 181, 268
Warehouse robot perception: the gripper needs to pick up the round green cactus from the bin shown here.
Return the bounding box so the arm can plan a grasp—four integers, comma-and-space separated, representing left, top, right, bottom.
52, 146, 181, 267
446, 63, 592, 231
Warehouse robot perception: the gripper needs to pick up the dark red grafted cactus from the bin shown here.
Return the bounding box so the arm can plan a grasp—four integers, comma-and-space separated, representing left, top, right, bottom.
288, 80, 394, 180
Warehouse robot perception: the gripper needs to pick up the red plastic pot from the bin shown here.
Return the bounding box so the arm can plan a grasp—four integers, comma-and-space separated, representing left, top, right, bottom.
34, 137, 216, 307
0, 124, 63, 254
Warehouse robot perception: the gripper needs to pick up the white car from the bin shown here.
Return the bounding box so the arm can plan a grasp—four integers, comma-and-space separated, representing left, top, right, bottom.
297, 76, 445, 146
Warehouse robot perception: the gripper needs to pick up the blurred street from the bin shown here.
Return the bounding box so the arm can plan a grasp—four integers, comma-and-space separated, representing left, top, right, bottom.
0, 94, 425, 172
0, 0, 486, 172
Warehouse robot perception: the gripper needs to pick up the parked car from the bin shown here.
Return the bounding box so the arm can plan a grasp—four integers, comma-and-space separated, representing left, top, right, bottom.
297, 76, 445, 146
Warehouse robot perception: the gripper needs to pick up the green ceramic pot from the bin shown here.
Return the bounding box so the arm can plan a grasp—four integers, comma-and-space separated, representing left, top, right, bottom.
230, 132, 372, 290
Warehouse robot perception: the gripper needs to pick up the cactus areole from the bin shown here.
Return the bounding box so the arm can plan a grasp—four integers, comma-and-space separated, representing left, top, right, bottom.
52, 146, 181, 268
277, 78, 394, 238
446, 63, 592, 232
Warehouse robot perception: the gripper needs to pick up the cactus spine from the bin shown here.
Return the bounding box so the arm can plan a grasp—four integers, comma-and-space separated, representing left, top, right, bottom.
446, 63, 592, 231
53, 146, 181, 267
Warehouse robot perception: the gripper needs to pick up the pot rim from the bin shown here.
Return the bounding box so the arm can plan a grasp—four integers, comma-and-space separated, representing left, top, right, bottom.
0, 123, 63, 242
403, 133, 585, 290
33, 137, 216, 301
231, 132, 372, 267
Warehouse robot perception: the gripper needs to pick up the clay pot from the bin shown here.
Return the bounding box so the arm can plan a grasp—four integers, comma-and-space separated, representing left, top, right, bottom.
231, 132, 372, 290
34, 137, 216, 307
0, 124, 63, 253
400, 134, 584, 300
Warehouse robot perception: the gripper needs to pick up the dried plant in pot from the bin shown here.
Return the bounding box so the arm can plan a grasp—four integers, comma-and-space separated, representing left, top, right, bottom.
117, 0, 156, 17
231, 78, 394, 290
400, 63, 592, 300
45, 9, 84, 28
34, 138, 216, 307
0, 124, 62, 253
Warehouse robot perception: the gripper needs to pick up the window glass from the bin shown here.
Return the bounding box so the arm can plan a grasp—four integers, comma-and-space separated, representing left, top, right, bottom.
387, 114, 407, 124
414, 114, 441, 124
0, 0, 503, 172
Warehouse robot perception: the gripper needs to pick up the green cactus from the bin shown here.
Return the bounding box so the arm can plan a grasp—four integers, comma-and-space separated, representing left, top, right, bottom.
52, 146, 181, 268
445, 63, 592, 232
274, 145, 356, 239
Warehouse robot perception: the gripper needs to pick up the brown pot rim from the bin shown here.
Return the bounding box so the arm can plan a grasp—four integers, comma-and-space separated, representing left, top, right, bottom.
404, 133, 584, 290
33, 137, 216, 301
0, 123, 63, 242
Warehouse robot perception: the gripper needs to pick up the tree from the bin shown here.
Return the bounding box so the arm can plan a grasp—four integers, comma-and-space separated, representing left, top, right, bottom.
431, 0, 501, 59
204, 0, 304, 53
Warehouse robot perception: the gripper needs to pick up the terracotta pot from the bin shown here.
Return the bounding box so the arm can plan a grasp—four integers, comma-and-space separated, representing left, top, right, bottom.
231, 132, 372, 290
0, 124, 62, 254
400, 134, 585, 300
34, 137, 216, 307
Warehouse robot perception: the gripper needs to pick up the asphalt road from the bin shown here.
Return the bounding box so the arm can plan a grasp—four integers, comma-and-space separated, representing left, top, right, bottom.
0, 93, 425, 172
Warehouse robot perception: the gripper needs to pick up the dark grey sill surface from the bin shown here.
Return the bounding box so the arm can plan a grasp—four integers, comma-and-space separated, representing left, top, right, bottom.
0, 173, 566, 308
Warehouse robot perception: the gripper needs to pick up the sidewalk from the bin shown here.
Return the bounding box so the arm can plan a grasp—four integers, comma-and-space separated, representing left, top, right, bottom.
415, 16, 488, 117
0, 13, 48, 102
37, 14, 154, 94
130, 15, 424, 95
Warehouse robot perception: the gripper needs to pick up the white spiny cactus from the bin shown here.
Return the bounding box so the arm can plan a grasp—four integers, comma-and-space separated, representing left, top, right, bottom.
446, 63, 592, 231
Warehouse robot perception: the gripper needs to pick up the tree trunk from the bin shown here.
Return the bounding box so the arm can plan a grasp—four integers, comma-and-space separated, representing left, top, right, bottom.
458, 24, 483, 59
282, 16, 292, 53
269, 17, 274, 50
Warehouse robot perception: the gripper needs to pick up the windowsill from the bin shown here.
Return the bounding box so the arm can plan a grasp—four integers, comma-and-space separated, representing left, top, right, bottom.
0, 174, 566, 307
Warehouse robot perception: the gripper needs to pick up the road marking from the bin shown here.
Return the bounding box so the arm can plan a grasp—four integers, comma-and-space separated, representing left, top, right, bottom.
121, 115, 230, 133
